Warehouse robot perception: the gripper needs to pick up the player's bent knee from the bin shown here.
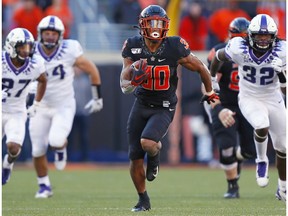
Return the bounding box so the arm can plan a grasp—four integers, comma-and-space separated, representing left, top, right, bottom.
49, 137, 67, 149
8, 147, 21, 159
32, 147, 47, 158
276, 150, 286, 159
219, 147, 237, 165
7, 143, 22, 158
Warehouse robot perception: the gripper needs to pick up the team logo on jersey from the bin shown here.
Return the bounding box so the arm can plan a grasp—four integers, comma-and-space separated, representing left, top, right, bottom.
243, 54, 249, 63
131, 48, 142, 54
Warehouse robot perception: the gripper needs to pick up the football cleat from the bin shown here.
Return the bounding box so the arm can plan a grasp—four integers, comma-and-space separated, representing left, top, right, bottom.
275, 188, 286, 202
2, 168, 12, 185
2, 154, 14, 185
54, 148, 67, 170
131, 199, 151, 212
35, 184, 53, 198
224, 184, 240, 199
256, 161, 269, 187
146, 152, 160, 182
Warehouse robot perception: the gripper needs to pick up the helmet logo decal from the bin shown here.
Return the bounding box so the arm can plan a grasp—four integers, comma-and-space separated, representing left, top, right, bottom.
48, 16, 55, 29
260, 15, 268, 33
23, 29, 31, 40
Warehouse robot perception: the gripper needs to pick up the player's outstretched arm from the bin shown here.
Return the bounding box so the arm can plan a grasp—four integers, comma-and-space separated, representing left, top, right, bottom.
210, 48, 229, 77
179, 53, 220, 106
75, 55, 103, 113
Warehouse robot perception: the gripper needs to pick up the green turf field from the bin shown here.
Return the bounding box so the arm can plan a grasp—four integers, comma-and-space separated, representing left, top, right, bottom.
2, 164, 286, 216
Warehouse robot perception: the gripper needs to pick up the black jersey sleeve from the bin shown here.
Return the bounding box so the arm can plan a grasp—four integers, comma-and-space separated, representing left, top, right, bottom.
121, 36, 142, 61
166, 36, 191, 60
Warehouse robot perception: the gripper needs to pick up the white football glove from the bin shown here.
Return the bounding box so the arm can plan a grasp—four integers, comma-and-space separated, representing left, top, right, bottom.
27, 101, 40, 118
84, 98, 103, 113
211, 76, 220, 92
271, 57, 283, 73
2, 90, 8, 102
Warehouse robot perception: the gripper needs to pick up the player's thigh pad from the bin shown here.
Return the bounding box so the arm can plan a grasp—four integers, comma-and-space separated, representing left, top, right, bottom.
2, 112, 27, 145
29, 107, 52, 157
127, 102, 149, 160
48, 100, 76, 148
238, 96, 269, 129
142, 108, 175, 142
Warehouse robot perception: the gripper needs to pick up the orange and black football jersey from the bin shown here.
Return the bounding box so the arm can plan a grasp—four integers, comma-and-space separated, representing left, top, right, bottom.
122, 36, 191, 107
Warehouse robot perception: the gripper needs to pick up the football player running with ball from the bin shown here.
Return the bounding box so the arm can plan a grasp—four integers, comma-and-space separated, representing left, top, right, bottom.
210, 14, 286, 202
29, 15, 103, 198
120, 5, 220, 211
2, 28, 47, 185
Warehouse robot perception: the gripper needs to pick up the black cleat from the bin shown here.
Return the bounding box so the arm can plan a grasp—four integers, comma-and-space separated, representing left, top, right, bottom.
224, 180, 239, 199
131, 199, 151, 212
146, 152, 160, 182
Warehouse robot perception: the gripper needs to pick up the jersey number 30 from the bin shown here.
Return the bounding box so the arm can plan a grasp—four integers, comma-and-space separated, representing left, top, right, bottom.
142, 65, 170, 91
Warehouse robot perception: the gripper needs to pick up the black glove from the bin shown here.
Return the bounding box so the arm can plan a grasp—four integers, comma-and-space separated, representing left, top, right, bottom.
200, 92, 220, 104
131, 60, 149, 86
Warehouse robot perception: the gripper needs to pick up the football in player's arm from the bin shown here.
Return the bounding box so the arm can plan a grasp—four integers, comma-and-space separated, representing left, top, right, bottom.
120, 5, 220, 212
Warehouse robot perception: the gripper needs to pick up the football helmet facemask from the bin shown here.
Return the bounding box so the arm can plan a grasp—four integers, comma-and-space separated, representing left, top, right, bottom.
37, 15, 65, 49
248, 14, 278, 52
4, 28, 35, 61
229, 17, 250, 39
139, 5, 170, 40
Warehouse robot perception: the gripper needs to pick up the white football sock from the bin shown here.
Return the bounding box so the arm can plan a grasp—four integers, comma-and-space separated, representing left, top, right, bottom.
254, 136, 268, 163
37, 176, 51, 186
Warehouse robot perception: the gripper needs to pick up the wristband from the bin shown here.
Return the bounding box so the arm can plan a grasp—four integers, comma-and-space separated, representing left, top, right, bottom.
91, 84, 101, 99
34, 101, 40, 106
206, 90, 215, 96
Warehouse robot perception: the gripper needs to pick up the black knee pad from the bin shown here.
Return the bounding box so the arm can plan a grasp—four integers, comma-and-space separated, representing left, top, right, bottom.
219, 147, 237, 165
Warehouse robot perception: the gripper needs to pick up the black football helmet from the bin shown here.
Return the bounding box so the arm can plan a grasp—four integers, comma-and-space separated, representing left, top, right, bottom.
139, 5, 170, 40
228, 17, 250, 39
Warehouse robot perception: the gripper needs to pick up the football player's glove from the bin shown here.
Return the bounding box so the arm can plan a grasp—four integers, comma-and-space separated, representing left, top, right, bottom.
131, 59, 149, 86
27, 101, 40, 117
271, 57, 282, 73
200, 91, 220, 104
85, 98, 103, 113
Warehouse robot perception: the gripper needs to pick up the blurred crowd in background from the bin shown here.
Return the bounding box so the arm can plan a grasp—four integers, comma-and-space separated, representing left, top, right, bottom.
2, 0, 286, 50
1, 0, 286, 164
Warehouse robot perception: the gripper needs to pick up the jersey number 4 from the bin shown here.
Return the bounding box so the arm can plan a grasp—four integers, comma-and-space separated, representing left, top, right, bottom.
142, 65, 170, 91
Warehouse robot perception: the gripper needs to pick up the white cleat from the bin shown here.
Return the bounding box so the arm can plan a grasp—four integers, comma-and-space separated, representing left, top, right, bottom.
256, 161, 269, 187
35, 184, 53, 198
54, 148, 67, 170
